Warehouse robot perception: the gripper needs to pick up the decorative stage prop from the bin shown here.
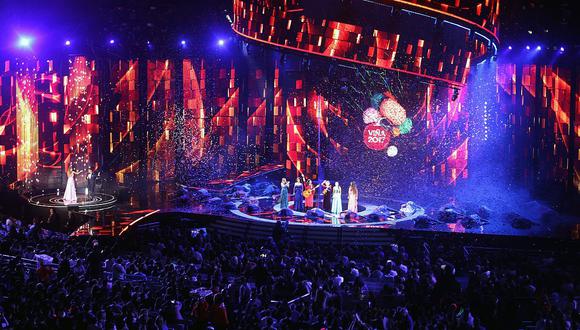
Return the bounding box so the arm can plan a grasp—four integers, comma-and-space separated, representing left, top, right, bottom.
363, 125, 390, 151
363, 93, 412, 153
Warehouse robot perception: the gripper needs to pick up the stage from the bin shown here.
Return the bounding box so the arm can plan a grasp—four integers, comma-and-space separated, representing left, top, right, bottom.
20, 167, 579, 240
28, 192, 117, 212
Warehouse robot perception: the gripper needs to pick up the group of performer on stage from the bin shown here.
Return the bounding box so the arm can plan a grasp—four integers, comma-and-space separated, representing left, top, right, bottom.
279, 175, 359, 217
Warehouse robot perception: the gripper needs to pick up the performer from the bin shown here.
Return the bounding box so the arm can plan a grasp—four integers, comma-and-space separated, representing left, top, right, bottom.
63, 168, 80, 204
303, 179, 315, 209
331, 182, 342, 216
322, 180, 332, 212
86, 167, 97, 198
347, 181, 358, 213
293, 177, 304, 212
280, 178, 290, 209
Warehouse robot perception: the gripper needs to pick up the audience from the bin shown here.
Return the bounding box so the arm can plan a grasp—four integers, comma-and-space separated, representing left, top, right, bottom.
0, 214, 579, 329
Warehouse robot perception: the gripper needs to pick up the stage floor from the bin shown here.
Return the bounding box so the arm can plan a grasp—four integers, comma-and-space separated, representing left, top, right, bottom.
21, 167, 580, 239
29, 192, 117, 211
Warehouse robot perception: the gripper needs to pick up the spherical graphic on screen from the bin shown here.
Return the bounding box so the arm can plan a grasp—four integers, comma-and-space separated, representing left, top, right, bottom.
363, 124, 390, 150
387, 145, 398, 157
379, 98, 407, 126
363, 107, 380, 124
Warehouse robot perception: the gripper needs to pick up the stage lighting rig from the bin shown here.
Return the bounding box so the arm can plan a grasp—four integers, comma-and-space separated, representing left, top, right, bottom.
17, 36, 33, 48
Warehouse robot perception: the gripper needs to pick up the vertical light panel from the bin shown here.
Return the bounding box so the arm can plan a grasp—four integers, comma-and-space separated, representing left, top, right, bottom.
15, 68, 39, 181
64, 56, 99, 177
183, 59, 207, 163
146, 59, 175, 181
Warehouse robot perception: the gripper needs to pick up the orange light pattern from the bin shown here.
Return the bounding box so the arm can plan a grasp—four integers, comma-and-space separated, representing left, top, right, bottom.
496, 63, 516, 97
272, 62, 284, 162
0, 61, 17, 177
1, 54, 472, 189
210, 61, 239, 169
37, 60, 64, 170
446, 137, 469, 185
110, 60, 139, 152
246, 65, 269, 167
499, 63, 577, 191
146, 60, 176, 182
285, 99, 308, 176
391, 0, 500, 40
283, 74, 322, 178
233, 0, 496, 86
64, 56, 99, 175
15, 69, 39, 181
540, 66, 572, 185
117, 59, 240, 182
522, 65, 536, 98
183, 59, 208, 164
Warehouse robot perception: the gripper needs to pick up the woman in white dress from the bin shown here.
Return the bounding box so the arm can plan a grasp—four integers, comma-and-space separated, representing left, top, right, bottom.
63, 168, 80, 204
347, 181, 358, 213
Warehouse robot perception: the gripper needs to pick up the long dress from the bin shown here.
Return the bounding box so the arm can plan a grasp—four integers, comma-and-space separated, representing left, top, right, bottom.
322, 185, 332, 212
280, 182, 289, 209
331, 186, 342, 215
63, 173, 77, 204
347, 187, 358, 213
293, 182, 304, 212
304, 183, 314, 209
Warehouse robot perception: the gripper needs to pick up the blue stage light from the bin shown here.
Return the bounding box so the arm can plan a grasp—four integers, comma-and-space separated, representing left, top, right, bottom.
17, 36, 33, 48
181, 40, 186, 46
508, 46, 512, 50
536, 45, 542, 51
526, 45, 530, 50
560, 46, 565, 52
109, 39, 115, 44
65, 40, 71, 46
218, 39, 225, 46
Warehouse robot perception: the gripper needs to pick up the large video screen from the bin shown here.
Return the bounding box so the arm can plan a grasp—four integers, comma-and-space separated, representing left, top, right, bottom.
313, 64, 469, 196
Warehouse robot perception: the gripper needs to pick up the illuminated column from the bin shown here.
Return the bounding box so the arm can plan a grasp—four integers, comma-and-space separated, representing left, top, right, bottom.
272, 60, 285, 162
245, 61, 267, 168
211, 60, 240, 175
37, 59, 65, 188
0, 63, 16, 184
64, 56, 99, 183
182, 58, 207, 164
15, 66, 39, 182
145, 59, 176, 182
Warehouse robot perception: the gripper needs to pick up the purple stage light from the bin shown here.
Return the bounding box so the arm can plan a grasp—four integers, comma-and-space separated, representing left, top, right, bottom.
218, 39, 225, 46
181, 40, 186, 46
65, 40, 71, 46
109, 39, 115, 44
508, 46, 512, 50
536, 45, 542, 50
17, 36, 33, 48
526, 45, 530, 50
560, 46, 565, 52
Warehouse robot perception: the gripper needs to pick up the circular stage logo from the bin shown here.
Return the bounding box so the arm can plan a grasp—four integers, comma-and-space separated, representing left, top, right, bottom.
363, 124, 390, 150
